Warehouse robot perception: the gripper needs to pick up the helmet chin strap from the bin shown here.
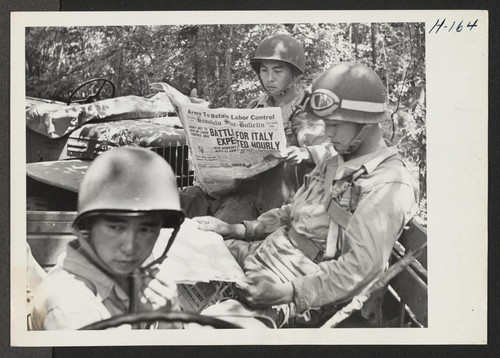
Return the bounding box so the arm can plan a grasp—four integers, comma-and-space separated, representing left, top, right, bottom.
336, 124, 373, 156
140, 225, 181, 274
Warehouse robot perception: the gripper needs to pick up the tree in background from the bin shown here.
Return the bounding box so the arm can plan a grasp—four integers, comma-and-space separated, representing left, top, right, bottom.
25, 23, 426, 223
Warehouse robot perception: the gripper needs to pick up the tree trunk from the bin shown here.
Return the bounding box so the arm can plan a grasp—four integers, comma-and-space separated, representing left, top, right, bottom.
353, 24, 358, 59
371, 23, 378, 66
225, 26, 235, 107
114, 48, 123, 96
192, 26, 200, 95
419, 153, 427, 202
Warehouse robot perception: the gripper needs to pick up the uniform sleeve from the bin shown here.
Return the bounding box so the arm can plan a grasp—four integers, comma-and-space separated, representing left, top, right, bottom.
41, 297, 110, 330
26, 243, 46, 298
242, 204, 293, 241
31, 273, 111, 330
243, 156, 330, 241
291, 181, 417, 313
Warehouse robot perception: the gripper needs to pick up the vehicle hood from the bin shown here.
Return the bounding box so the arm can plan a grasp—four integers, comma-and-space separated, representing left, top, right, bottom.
26, 93, 177, 139
26, 159, 90, 192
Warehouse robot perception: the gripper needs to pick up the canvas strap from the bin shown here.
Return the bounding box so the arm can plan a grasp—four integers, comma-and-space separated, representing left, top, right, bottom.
323, 166, 366, 259
288, 226, 325, 264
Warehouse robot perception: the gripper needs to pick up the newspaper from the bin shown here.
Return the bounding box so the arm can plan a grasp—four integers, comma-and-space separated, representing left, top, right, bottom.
177, 281, 236, 313
150, 218, 244, 313
152, 82, 288, 196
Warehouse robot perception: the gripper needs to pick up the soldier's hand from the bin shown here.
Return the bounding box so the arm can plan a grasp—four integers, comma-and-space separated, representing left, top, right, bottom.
285, 146, 312, 164
193, 216, 246, 240
139, 268, 180, 313
235, 274, 293, 308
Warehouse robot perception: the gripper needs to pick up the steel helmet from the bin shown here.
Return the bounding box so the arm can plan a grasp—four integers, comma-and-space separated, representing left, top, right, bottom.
250, 33, 306, 75
309, 62, 388, 124
73, 146, 184, 229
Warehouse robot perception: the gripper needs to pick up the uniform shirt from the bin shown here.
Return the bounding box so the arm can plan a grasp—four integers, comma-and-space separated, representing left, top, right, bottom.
30, 239, 180, 330
244, 146, 417, 313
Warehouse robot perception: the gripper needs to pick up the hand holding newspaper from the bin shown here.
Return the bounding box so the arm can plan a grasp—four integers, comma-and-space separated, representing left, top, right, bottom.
151, 82, 288, 196
150, 218, 246, 312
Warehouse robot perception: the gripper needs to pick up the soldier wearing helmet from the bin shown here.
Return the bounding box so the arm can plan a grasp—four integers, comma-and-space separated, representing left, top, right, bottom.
247, 33, 331, 162
194, 63, 417, 328
31, 147, 185, 330
248, 33, 305, 127
181, 33, 334, 224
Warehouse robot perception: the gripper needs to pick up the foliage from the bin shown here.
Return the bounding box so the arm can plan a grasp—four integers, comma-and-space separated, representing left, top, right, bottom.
25, 23, 426, 222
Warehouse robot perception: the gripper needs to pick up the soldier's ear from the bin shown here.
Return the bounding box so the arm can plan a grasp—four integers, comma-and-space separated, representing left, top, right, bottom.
72, 216, 94, 237
72, 227, 90, 240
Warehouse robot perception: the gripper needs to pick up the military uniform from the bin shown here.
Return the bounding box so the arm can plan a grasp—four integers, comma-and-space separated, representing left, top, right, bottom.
217, 146, 417, 327
30, 238, 181, 330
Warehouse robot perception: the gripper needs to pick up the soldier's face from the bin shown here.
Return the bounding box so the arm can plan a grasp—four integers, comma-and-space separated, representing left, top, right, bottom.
259, 61, 294, 95
90, 213, 163, 275
324, 120, 362, 154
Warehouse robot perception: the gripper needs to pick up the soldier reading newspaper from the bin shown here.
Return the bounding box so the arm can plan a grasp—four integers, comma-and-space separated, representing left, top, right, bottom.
164, 63, 417, 328
151, 82, 290, 196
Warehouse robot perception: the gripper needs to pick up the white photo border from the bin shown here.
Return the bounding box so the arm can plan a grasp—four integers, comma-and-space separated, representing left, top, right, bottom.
11, 10, 488, 346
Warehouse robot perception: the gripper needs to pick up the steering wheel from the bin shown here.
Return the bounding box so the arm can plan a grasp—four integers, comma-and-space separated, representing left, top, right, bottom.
67, 78, 116, 105
79, 311, 242, 330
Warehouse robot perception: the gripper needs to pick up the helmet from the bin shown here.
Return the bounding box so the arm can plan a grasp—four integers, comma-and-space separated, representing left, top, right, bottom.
250, 33, 306, 75
73, 146, 184, 229
309, 62, 388, 124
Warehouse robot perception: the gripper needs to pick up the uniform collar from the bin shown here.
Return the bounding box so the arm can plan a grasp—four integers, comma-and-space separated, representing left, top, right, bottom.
254, 91, 303, 108
62, 239, 131, 306
334, 146, 399, 180
254, 94, 271, 107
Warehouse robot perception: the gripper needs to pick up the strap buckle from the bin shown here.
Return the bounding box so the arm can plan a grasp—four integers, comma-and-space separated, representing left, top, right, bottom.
312, 247, 326, 264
